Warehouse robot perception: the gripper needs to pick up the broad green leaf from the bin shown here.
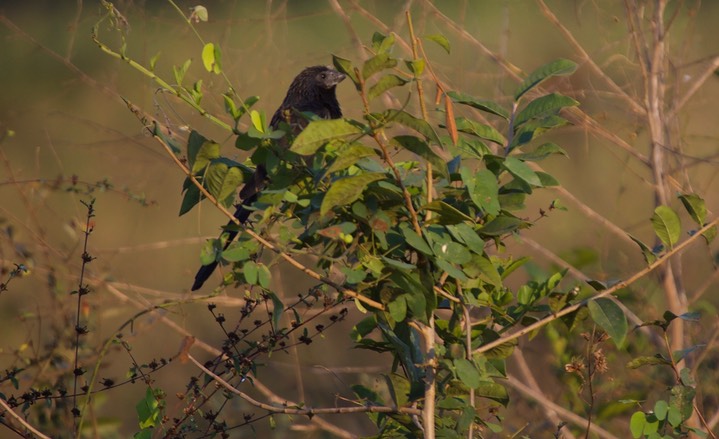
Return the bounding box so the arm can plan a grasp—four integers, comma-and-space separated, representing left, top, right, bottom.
651, 206, 681, 248
515, 142, 567, 161
630, 412, 646, 438
243, 260, 258, 285
362, 53, 397, 79
454, 117, 506, 145
447, 91, 509, 119
326, 143, 376, 173
454, 359, 480, 388
446, 223, 487, 255
473, 255, 502, 287
392, 135, 448, 178
536, 171, 559, 186
504, 157, 542, 187
475, 381, 509, 406
187, 131, 217, 172
290, 119, 363, 155
515, 58, 578, 100
250, 110, 265, 133
479, 215, 525, 236
386, 110, 441, 145
332, 55, 360, 90
201, 43, 222, 74
320, 173, 385, 216
628, 234, 658, 264
460, 168, 500, 216
179, 182, 202, 216
257, 263, 271, 289
388, 295, 408, 322
222, 242, 252, 262
509, 115, 569, 150
136, 386, 160, 429
670, 385, 695, 423
424, 33, 451, 53
588, 298, 627, 348
434, 241, 472, 264
205, 162, 243, 207
423, 200, 474, 225
654, 400, 669, 421
514, 93, 579, 127
405, 59, 425, 76
371, 32, 396, 54
400, 224, 433, 255
368, 74, 408, 100
678, 193, 706, 226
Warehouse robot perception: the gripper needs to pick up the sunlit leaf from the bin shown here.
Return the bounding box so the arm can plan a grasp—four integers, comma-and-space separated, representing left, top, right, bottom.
628, 234, 658, 265
447, 91, 510, 119
392, 135, 447, 178
326, 142, 376, 173
332, 55, 360, 90
320, 173, 385, 216
362, 53, 397, 79
651, 206, 681, 248
386, 110, 441, 145
514, 93, 579, 127
424, 33, 451, 54
588, 298, 627, 348
454, 117, 506, 145
515, 58, 578, 100
678, 193, 706, 226
368, 74, 408, 100
290, 119, 363, 155
503, 157, 542, 187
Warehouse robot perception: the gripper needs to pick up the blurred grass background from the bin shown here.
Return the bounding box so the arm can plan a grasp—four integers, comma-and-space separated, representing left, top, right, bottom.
1, 1, 718, 437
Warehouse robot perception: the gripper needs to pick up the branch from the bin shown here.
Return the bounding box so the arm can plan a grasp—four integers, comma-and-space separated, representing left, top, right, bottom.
0, 397, 51, 439
187, 354, 422, 417
475, 218, 719, 354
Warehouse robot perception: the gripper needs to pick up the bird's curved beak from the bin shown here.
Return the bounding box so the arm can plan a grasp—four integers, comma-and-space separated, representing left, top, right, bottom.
329, 69, 346, 87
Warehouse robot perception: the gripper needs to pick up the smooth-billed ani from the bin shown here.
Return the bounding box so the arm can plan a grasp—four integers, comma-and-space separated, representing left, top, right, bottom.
191, 65, 346, 290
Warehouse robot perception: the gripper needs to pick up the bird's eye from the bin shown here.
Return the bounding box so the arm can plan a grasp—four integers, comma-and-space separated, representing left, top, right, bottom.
320, 73, 327, 79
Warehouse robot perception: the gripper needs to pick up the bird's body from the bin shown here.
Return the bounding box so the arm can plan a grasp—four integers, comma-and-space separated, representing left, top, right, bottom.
191, 65, 345, 291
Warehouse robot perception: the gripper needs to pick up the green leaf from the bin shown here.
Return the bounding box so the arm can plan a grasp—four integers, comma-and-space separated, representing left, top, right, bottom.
454, 117, 506, 145
258, 263, 271, 289
588, 298, 627, 348
267, 291, 284, 330
405, 59, 425, 76
320, 173, 385, 216
651, 206, 681, 248
475, 381, 509, 406
447, 91, 509, 119
454, 359, 480, 388
290, 119, 363, 155
514, 93, 579, 127
630, 411, 646, 438
205, 162, 243, 207
368, 74, 408, 100
400, 224, 433, 255
670, 384, 695, 423
201, 43, 222, 74
424, 33, 451, 54
179, 181, 202, 216
626, 355, 671, 369
514, 142, 568, 161
461, 168, 500, 216
386, 110, 441, 145
515, 59, 578, 100
503, 157, 542, 187
678, 193, 707, 226
136, 386, 160, 429
362, 53, 397, 79
654, 400, 669, 421
371, 32, 396, 54
187, 131, 215, 172
332, 55, 360, 90
628, 234, 658, 265
173, 59, 191, 86
423, 200, 474, 225
388, 295, 408, 322
392, 135, 448, 178
479, 215, 525, 237
326, 143, 376, 173
243, 261, 258, 285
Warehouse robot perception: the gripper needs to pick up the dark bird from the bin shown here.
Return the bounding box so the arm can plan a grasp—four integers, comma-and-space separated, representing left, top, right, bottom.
191, 65, 346, 291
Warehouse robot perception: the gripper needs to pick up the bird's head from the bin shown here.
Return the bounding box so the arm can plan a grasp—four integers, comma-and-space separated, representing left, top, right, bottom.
302, 65, 346, 90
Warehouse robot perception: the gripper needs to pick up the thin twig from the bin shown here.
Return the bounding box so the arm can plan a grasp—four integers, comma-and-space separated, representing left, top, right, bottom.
475, 218, 719, 355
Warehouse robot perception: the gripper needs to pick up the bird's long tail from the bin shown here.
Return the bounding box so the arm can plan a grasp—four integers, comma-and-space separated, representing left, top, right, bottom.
190, 194, 257, 291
